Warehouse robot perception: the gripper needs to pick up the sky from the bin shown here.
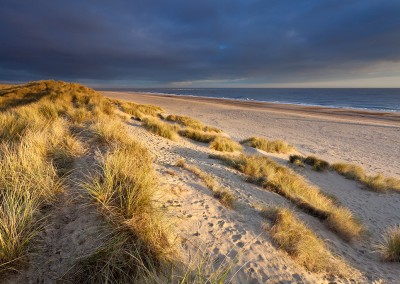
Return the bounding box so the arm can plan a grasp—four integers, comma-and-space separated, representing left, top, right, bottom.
1, 0, 400, 88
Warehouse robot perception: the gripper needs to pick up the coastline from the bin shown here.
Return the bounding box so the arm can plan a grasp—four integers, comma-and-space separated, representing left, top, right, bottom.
102, 91, 400, 177
103, 91, 400, 126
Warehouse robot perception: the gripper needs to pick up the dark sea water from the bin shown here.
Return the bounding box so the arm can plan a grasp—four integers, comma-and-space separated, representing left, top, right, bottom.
104, 88, 400, 112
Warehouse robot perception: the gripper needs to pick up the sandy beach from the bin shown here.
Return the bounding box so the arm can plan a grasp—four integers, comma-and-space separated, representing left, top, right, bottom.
2, 82, 400, 283
103, 91, 400, 178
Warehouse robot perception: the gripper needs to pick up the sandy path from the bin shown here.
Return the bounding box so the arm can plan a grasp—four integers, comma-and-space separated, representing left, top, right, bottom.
103, 91, 400, 178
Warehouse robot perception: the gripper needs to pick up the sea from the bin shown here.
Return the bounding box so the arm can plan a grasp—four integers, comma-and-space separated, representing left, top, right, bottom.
104, 88, 400, 113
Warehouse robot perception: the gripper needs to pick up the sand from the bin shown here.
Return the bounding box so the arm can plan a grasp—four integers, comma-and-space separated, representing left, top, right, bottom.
104, 91, 400, 178
101, 91, 400, 283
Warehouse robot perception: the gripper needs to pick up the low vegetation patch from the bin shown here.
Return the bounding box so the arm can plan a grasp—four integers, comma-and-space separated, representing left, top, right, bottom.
210, 153, 363, 240
90, 118, 131, 146
81, 125, 174, 282
261, 207, 347, 274
178, 128, 217, 143
241, 137, 295, 154
332, 162, 400, 192
0, 80, 122, 273
142, 117, 179, 141
209, 137, 242, 152
378, 225, 400, 262
289, 155, 305, 167
176, 159, 235, 209
289, 155, 329, 172
117, 100, 164, 120
0, 127, 63, 272
165, 114, 221, 133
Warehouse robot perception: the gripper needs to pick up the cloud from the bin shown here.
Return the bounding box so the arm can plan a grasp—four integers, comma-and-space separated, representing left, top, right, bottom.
0, 0, 399, 86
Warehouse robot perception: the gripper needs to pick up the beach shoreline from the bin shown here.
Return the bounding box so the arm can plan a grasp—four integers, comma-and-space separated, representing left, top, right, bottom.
102, 91, 400, 177
103, 91, 400, 126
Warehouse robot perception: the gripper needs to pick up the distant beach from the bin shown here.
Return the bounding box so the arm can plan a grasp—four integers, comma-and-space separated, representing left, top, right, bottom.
103, 91, 400, 178
100, 88, 400, 112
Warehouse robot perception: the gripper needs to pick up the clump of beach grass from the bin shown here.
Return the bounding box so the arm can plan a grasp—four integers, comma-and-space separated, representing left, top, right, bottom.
289, 155, 305, 167
142, 117, 179, 141
90, 118, 131, 146
289, 155, 329, 172
261, 207, 347, 274
210, 153, 363, 240
377, 225, 400, 262
332, 162, 400, 192
176, 159, 235, 209
178, 128, 217, 143
165, 114, 222, 133
82, 136, 174, 281
117, 100, 164, 120
0, 129, 63, 271
209, 137, 242, 152
241, 137, 295, 154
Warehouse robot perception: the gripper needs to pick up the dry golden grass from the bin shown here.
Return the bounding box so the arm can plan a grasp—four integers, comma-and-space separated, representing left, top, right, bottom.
178, 128, 217, 143
142, 117, 179, 141
165, 114, 204, 130
117, 100, 164, 120
176, 159, 235, 209
0, 80, 179, 280
378, 225, 400, 262
332, 163, 400, 192
209, 137, 242, 152
289, 155, 305, 167
0, 80, 119, 274
0, 127, 63, 271
261, 207, 347, 274
210, 153, 363, 240
241, 137, 295, 154
90, 118, 131, 146
165, 114, 222, 133
82, 135, 174, 282
289, 155, 329, 172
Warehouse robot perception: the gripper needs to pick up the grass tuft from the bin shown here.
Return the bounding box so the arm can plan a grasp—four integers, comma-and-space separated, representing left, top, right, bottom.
117, 100, 164, 120
90, 118, 131, 146
332, 163, 400, 192
261, 207, 347, 274
378, 225, 400, 262
289, 155, 305, 167
142, 117, 179, 141
289, 155, 329, 171
241, 137, 295, 153
209, 137, 242, 152
165, 114, 222, 133
82, 137, 173, 281
210, 153, 363, 240
178, 129, 217, 143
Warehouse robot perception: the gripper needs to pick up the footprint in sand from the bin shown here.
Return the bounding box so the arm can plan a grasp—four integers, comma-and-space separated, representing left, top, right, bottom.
232, 234, 242, 242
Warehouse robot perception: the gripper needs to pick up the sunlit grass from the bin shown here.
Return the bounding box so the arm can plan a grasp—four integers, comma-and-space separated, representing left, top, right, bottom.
261, 207, 348, 274
209, 137, 242, 152
378, 225, 400, 262
142, 117, 179, 140
332, 162, 400, 192
165, 114, 222, 133
178, 128, 217, 143
210, 153, 363, 240
241, 137, 295, 154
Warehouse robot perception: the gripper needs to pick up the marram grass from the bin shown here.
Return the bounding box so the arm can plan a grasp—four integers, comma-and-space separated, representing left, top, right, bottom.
210, 153, 363, 241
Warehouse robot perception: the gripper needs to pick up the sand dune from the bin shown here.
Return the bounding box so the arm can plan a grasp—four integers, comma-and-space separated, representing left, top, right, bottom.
2, 83, 399, 283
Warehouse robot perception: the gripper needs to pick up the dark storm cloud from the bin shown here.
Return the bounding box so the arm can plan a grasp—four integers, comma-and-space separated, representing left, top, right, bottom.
1, 0, 399, 85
